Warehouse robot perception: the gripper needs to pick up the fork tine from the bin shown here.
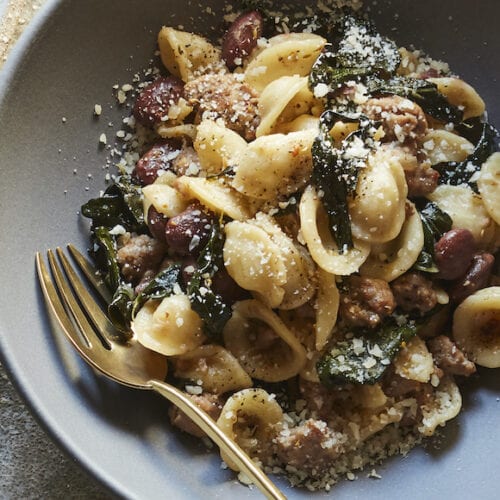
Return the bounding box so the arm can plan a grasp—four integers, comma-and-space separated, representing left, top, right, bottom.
67, 244, 112, 303
36, 252, 92, 355
57, 247, 117, 342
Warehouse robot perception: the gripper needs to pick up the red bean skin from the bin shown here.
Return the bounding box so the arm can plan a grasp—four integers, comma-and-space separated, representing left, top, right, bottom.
449, 253, 495, 303
147, 205, 168, 243
434, 229, 476, 280
132, 140, 181, 185
222, 11, 263, 70
164, 205, 214, 256
132, 76, 184, 127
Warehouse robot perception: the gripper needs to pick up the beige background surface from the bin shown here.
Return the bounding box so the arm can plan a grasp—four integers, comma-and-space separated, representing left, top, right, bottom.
0, 1, 113, 498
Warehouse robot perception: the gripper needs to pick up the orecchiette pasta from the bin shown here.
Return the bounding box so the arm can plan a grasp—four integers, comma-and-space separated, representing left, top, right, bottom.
422, 129, 474, 165
427, 184, 496, 248
418, 377, 462, 437
216, 388, 284, 470
194, 120, 248, 175
132, 295, 205, 356
393, 336, 434, 383
299, 185, 371, 275
256, 76, 319, 137
142, 183, 188, 219
360, 201, 424, 282
232, 129, 316, 200
157, 27, 224, 82
349, 148, 408, 244
452, 287, 500, 368
314, 268, 339, 351
175, 175, 258, 221
428, 77, 486, 120
223, 300, 307, 382
173, 345, 252, 394
477, 153, 500, 225
245, 33, 327, 91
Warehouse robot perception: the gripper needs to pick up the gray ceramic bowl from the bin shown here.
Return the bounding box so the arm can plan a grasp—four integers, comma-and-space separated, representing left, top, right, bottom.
0, 1, 499, 498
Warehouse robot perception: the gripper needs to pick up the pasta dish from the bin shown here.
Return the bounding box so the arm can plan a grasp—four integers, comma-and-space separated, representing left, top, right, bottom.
81, 1, 500, 490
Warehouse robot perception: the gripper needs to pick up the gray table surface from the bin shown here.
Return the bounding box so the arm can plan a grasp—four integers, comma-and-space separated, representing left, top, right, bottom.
0, 361, 115, 499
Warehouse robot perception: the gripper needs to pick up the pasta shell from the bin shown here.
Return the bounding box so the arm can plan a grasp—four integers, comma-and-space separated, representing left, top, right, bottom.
256, 76, 317, 137
158, 27, 224, 82
314, 268, 339, 351
477, 153, 500, 225
418, 377, 462, 436
132, 296, 205, 356
428, 184, 496, 248
428, 77, 485, 120
452, 286, 500, 368
175, 175, 258, 221
173, 345, 252, 394
422, 129, 474, 165
216, 388, 283, 470
245, 33, 326, 91
194, 120, 248, 175
299, 186, 371, 275
349, 148, 408, 244
393, 336, 434, 383
232, 129, 316, 200
360, 201, 424, 282
142, 183, 189, 219
223, 299, 307, 382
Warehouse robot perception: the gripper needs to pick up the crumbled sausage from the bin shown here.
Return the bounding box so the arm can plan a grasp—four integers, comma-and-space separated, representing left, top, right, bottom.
405, 165, 439, 197
299, 379, 336, 420
275, 419, 347, 472
116, 233, 166, 284
427, 335, 476, 377
184, 73, 260, 141
363, 95, 428, 146
340, 276, 396, 328
168, 392, 224, 438
391, 272, 438, 314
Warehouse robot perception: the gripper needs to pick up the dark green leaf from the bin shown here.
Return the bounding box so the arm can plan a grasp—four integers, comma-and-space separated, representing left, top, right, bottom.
186, 222, 232, 338
369, 76, 464, 124
81, 175, 145, 232
132, 264, 182, 317
108, 284, 135, 335
311, 110, 374, 252
435, 121, 499, 190
316, 319, 418, 385
93, 226, 121, 292
413, 201, 453, 273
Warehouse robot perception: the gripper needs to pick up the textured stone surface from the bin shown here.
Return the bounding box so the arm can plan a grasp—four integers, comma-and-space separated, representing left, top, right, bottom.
0, 364, 114, 499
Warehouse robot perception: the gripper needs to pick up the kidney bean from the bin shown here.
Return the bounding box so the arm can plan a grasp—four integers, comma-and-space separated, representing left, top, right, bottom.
222, 10, 263, 70
164, 205, 214, 256
147, 205, 168, 243
211, 266, 250, 305
434, 228, 476, 280
132, 139, 182, 185
449, 252, 495, 303
132, 76, 184, 127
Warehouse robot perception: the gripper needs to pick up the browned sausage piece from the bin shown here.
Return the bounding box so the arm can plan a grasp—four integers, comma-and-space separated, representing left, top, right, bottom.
340, 276, 396, 329
391, 272, 437, 314
427, 335, 476, 376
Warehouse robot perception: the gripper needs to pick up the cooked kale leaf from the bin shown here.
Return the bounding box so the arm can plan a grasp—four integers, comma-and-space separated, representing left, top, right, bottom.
413, 201, 453, 273
317, 319, 418, 385
435, 120, 499, 191
186, 221, 232, 338
368, 76, 464, 124
81, 175, 145, 232
312, 110, 374, 252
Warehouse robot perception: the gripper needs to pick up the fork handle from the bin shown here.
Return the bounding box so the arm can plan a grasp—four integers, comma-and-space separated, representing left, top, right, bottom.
149, 380, 287, 500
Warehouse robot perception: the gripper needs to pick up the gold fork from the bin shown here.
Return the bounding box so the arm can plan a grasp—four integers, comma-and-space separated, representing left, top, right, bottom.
35, 245, 286, 500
